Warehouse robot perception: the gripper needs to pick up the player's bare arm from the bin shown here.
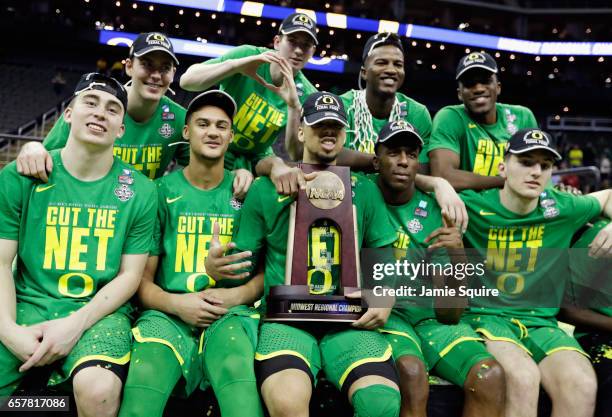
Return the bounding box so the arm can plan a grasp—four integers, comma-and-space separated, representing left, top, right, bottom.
180, 51, 284, 92
203, 270, 264, 309
430, 148, 506, 191
585, 189, 612, 257
255, 156, 318, 196
0, 239, 43, 363
560, 307, 612, 333
15, 141, 53, 182
20, 253, 148, 372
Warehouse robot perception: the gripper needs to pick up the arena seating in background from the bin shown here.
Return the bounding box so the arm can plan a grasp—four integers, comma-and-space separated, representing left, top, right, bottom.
0, 63, 81, 134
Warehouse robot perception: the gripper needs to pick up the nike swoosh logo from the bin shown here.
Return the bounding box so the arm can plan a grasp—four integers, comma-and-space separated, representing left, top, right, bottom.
35, 184, 56, 192
479, 210, 496, 216
468, 123, 477, 128
166, 196, 183, 204
277, 195, 291, 203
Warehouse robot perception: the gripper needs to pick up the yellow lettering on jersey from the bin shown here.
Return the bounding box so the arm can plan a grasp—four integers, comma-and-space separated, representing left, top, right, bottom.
176, 234, 195, 272
146, 162, 160, 179
44, 226, 69, 269
94, 228, 114, 270
209, 217, 233, 235
473, 139, 505, 176
46, 206, 81, 226
68, 227, 89, 270
58, 272, 94, 298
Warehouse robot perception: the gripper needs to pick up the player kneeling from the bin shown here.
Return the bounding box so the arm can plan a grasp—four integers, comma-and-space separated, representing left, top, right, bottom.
0, 73, 157, 417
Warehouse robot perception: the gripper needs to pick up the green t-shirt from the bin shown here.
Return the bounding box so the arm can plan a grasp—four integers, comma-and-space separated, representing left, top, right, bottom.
152, 169, 246, 293
428, 103, 537, 175
43, 96, 189, 179
232, 172, 397, 308
341, 89, 432, 164
205, 45, 317, 161
0, 150, 157, 317
461, 188, 601, 319
376, 177, 446, 325
569, 218, 612, 317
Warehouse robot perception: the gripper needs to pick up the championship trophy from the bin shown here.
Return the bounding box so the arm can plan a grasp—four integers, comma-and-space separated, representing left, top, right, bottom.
265, 163, 365, 322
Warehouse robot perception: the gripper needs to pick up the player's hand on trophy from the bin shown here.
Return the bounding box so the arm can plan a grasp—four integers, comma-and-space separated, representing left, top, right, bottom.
232, 168, 254, 200
16, 141, 53, 182
270, 163, 318, 196
0, 323, 42, 364
171, 291, 228, 327
346, 290, 393, 329
432, 177, 468, 233
19, 315, 86, 372
205, 222, 252, 280
237, 51, 285, 92
588, 223, 612, 258
425, 213, 465, 250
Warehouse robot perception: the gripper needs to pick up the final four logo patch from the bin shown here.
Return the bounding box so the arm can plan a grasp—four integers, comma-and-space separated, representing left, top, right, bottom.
159, 123, 175, 139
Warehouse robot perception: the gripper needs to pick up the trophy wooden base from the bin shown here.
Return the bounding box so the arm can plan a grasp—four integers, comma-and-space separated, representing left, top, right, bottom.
264, 285, 365, 322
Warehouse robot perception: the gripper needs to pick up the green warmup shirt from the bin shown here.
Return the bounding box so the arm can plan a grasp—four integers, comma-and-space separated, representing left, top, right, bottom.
0, 150, 157, 318
428, 103, 537, 176
152, 169, 247, 292
232, 173, 397, 307
461, 188, 601, 320
204, 45, 317, 165
342, 90, 432, 164
378, 178, 446, 325
43, 96, 189, 179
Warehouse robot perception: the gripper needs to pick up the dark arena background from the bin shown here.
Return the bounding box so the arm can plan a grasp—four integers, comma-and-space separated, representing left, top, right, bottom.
0, 1, 611, 416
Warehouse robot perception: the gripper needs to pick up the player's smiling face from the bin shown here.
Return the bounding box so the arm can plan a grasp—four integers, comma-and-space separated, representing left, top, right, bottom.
184, 106, 233, 161
374, 141, 420, 192
362, 45, 405, 95
65, 90, 125, 148
300, 119, 346, 164
274, 33, 316, 73
126, 51, 176, 102
500, 151, 555, 199
458, 69, 500, 117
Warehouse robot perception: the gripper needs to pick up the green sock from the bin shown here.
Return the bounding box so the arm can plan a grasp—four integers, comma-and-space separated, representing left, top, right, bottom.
204, 316, 264, 417
118, 342, 182, 417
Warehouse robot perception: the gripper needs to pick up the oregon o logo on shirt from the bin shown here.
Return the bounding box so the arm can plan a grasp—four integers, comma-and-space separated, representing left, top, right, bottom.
496, 272, 525, 295
58, 272, 94, 298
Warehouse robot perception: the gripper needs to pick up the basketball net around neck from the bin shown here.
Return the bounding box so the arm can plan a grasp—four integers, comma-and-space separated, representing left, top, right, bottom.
347, 89, 403, 152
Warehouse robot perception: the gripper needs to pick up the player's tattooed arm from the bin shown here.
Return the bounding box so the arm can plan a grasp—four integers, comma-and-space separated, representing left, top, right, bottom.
19, 253, 149, 371
430, 149, 505, 191
425, 213, 468, 324
180, 51, 285, 92
16, 141, 53, 182
0, 239, 43, 364
255, 156, 317, 196
559, 307, 612, 333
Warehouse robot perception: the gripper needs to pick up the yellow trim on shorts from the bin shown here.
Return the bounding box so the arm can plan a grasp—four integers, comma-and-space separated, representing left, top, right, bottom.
254, 350, 312, 370
338, 345, 393, 388
546, 346, 589, 359
198, 331, 205, 354
132, 327, 185, 366
510, 318, 529, 339
378, 329, 423, 354
475, 328, 533, 356
439, 337, 483, 358
68, 352, 130, 376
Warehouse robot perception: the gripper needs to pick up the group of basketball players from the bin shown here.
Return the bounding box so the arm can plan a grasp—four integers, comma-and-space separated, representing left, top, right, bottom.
1, 11, 611, 417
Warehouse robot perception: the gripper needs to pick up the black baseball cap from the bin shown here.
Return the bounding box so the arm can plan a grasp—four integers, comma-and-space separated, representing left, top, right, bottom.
375, 121, 423, 153
362, 32, 404, 62
73, 72, 128, 111
301, 92, 348, 126
455, 51, 498, 80
505, 128, 562, 161
185, 90, 237, 123
279, 13, 318, 45
129, 32, 179, 66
